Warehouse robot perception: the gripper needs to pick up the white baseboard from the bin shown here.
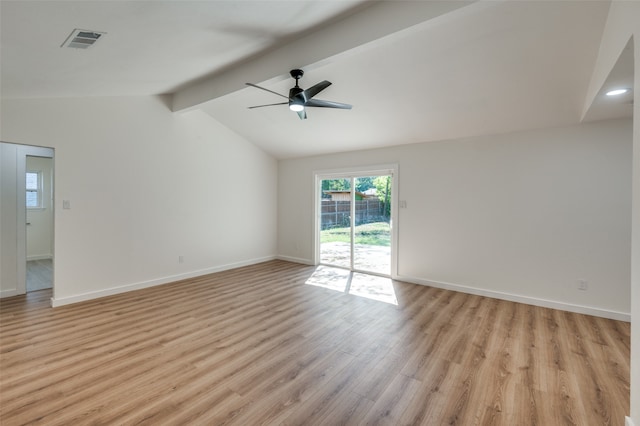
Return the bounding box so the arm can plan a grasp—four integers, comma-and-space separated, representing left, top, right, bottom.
397, 274, 630, 322
271, 259, 629, 321
627, 416, 635, 426
47, 255, 631, 322
51, 256, 277, 307
27, 254, 53, 261
276, 255, 315, 265
0, 288, 19, 299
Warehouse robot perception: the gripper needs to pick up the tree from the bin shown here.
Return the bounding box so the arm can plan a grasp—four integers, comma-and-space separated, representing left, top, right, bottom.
355, 176, 374, 193
373, 176, 391, 217
321, 178, 350, 198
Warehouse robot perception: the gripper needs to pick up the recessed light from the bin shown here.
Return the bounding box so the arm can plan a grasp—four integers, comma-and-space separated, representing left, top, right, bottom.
606, 89, 629, 96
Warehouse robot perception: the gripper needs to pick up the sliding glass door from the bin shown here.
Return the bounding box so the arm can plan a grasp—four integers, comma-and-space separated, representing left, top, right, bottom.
318, 174, 392, 276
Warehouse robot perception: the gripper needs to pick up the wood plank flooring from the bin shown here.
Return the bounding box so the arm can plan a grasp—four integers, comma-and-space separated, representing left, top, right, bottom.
0, 260, 630, 425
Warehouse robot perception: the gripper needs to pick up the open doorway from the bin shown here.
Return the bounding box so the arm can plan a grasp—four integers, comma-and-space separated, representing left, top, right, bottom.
26, 156, 54, 292
0, 142, 54, 299
315, 165, 397, 278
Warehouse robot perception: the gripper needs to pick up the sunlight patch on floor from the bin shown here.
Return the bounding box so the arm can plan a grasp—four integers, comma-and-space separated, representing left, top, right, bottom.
305, 266, 397, 305
349, 273, 398, 305
305, 266, 350, 291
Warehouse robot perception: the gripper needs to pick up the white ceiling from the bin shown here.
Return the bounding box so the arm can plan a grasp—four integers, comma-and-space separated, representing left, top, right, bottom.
0, 0, 633, 159
0, 0, 366, 98
582, 39, 635, 123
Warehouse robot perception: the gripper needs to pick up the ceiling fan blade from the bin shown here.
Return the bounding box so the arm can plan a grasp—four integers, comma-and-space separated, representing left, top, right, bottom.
303, 80, 332, 100
248, 102, 289, 109
305, 99, 352, 109
245, 83, 290, 100
296, 109, 307, 120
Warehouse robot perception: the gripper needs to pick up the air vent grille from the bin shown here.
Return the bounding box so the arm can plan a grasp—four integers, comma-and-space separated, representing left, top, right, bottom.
61, 29, 105, 49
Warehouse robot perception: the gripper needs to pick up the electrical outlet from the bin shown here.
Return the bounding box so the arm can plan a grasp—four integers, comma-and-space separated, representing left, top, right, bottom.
577, 279, 588, 291
178, 256, 184, 264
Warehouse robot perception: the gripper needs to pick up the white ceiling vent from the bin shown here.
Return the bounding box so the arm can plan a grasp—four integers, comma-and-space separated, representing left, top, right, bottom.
61, 29, 105, 49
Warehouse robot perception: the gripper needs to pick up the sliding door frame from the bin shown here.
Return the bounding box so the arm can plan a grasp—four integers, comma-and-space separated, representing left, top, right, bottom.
313, 164, 398, 279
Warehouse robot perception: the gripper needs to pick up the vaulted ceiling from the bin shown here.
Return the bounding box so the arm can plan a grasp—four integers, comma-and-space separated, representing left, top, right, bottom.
1, 1, 633, 159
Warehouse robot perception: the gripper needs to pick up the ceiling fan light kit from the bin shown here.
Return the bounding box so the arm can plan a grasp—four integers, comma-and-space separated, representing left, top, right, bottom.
246, 69, 352, 120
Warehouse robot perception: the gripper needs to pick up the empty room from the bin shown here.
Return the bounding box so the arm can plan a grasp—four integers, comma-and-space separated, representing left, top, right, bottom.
1, 1, 639, 425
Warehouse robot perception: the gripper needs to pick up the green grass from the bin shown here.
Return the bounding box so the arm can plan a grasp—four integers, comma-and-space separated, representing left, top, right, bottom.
321, 222, 390, 246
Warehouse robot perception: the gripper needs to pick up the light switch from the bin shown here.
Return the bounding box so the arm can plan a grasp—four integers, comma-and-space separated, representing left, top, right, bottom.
62, 200, 71, 209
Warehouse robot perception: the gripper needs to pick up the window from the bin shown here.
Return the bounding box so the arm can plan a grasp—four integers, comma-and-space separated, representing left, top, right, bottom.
26, 171, 42, 208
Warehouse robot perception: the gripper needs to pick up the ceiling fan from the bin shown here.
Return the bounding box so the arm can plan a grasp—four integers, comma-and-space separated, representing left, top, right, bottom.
246, 69, 352, 120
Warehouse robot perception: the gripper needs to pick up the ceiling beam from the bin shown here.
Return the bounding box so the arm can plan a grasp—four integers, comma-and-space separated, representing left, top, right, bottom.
580, 0, 637, 122
171, 0, 475, 112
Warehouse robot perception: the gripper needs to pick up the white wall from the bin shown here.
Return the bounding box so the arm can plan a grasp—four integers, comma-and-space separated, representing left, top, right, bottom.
632, 47, 639, 426
633, 36, 640, 426
26, 156, 54, 260
0, 143, 19, 297
1, 95, 278, 305
585, 1, 639, 422
632, 27, 639, 426
633, 40, 639, 426
278, 119, 632, 320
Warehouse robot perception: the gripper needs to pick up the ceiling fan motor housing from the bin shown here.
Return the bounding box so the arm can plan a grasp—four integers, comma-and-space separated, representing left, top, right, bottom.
290, 69, 304, 80
289, 86, 305, 103
289, 69, 306, 107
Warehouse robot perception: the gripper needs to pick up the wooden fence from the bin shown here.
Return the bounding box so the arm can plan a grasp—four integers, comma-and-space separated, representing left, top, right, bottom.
321, 199, 387, 229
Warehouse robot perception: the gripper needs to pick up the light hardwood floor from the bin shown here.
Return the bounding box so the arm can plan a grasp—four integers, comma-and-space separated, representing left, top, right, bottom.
0, 260, 630, 425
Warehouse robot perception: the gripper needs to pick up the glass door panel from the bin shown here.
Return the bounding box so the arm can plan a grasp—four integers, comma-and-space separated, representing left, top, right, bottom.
319, 178, 352, 268
353, 175, 391, 275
